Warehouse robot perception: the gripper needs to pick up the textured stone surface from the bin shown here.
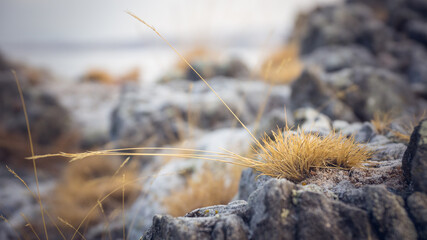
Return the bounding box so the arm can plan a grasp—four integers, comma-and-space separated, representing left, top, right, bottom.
142, 179, 420, 240
290, 68, 357, 122
402, 120, 427, 193
340, 185, 417, 240
407, 192, 427, 240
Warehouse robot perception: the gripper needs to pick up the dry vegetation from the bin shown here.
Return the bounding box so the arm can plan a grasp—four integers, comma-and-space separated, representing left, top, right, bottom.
371, 111, 394, 135
259, 43, 303, 84
370, 111, 426, 143
251, 127, 373, 182
162, 165, 242, 217
81, 68, 140, 85
49, 157, 140, 235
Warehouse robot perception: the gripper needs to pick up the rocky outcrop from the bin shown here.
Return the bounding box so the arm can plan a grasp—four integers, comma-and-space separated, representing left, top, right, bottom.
403, 119, 427, 193
0, 70, 73, 166
290, 66, 419, 122
403, 120, 427, 239
290, 68, 357, 122
142, 177, 421, 239
294, 0, 427, 102
141, 117, 427, 239
111, 78, 290, 148
407, 192, 427, 240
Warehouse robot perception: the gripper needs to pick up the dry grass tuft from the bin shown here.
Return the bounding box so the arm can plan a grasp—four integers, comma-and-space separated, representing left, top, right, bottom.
370, 111, 426, 143
371, 111, 394, 135
251, 127, 373, 182
162, 165, 242, 217
259, 43, 303, 84
82, 69, 115, 84
81, 67, 140, 84
49, 157, 140, 234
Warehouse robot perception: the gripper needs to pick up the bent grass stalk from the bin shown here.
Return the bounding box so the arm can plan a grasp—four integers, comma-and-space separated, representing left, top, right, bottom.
57, 217, 86, 240
6, 166, 67, 240
21, 213, 41, 240
12, 70, 48, 240
97, 200, 113, 240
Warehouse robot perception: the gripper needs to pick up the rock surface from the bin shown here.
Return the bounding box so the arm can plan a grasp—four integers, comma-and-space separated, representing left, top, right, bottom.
143, 177, 420, 240
402, 119, 427, 193
111, 78, 290, 148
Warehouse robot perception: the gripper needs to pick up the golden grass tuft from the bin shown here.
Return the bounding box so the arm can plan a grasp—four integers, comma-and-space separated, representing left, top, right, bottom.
49, 157, 140, 234
371, 111, 394, 135
162, 165, 242, 217
251, 127, 373, 182
259, 43, 303, 84
370, 111, 426, 143
82, 68, 115, 84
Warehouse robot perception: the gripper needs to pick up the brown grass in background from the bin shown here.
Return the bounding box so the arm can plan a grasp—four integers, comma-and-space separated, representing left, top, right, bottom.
175, 46, 219, 71
49, 157, 140, 235
370, 111, 426, 143
81, 68, 140, 85
259, 43, 303, 84
162, 165, 242, 217
371, 111, 394, 135
82, 69, 115, 84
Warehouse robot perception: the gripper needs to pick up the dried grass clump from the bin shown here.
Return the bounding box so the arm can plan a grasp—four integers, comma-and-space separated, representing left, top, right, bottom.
260, 43, 303, 84
119, 67, 140, 83
50, 157, 140, 233
252, 128, 373, 182
371, 111, 394, 135
370, 111, 426, 143
82, 68, 115, 84
162, 165, 242, 217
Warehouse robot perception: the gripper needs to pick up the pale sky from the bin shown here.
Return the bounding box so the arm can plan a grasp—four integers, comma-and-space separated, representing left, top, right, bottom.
0, 0, 339, 47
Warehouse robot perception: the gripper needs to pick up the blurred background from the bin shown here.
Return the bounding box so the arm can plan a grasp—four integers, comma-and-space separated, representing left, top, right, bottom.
0, 0, 338, 82
2, 0, 427, 239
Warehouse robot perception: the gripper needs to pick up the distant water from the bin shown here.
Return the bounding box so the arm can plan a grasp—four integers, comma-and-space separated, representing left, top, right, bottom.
3, 45, 270, 83
1, 0, 340, 83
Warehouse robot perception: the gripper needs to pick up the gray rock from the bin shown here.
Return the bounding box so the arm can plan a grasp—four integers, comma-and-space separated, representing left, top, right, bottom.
371, 143, 408, 161
237, 168, 272, 201
354, 122, 376, 143
0, 222, 16, 240
142, 213, 249, 240
0, 71, 73, 169
406, 20, 427, 47
341, 185, 417, 240
408, 54, 427, 99
247, 179, 297, 240
144, 178, 420, 240
304, 45, 376, 72
327, 67, 416, 121
332, 120, 350, 131
294, 108, 332, 134
297, 3, 393, 55
111, 78, 290, 148
402, 120, 427, 193
290, 68, 357, 122
185, 200, 248, 218
407, 192, 427, 240
295, 191, 374, 240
